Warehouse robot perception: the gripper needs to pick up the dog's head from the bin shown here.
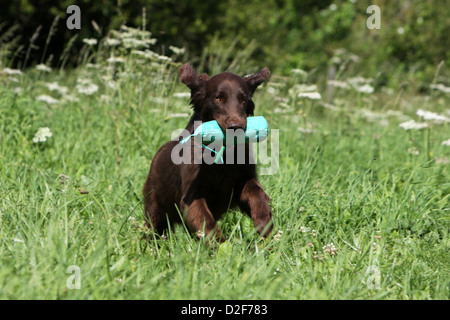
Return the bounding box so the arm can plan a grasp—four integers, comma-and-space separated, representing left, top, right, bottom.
179, 63, 270, 132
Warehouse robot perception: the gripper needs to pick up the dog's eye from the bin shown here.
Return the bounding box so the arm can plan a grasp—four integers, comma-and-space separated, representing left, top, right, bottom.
215, 96, 222, 102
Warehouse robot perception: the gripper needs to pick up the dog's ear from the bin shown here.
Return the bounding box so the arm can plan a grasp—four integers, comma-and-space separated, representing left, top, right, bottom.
247, 100, 255, 116
245, 67, 270, 93
179, 63, 209, 91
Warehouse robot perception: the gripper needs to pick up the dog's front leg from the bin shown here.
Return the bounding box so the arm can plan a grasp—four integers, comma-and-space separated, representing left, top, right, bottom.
184, 198, 225, 242
239, 178, 273, 238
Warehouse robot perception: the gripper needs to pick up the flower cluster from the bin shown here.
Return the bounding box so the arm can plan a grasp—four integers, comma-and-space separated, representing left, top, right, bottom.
416, 109, 449, 123
37, 94, 59, 105
273, 230, 283, 241
83, 38, 98, 46
298, 92, 322, 100
109, 25, 157, 50
289, 84, 322, 100
430, 83, 450, 93
46, 82, 68, 95
326, 76, 374, 94
35, 64, 52, 73
76, 78, 99, 95
399, 120, 428, 131
33, 127, 52, 143
322, 243, 337, 256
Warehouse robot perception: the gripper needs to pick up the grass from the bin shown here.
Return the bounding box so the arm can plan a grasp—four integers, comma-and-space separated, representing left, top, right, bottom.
0, 32, 449, 299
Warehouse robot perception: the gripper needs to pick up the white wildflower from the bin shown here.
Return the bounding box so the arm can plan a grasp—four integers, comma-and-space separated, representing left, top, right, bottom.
7, 76, 20, 83
347, 76, 372, 84
86, 63, 100, 70
45, 82, 68, 95
322, 243, 337, 255
105, 80, 118, 90
131, 49, 164, 61
33, 127, 52, 143
155, 54, 171, 62
173, 92, 191, 98
63, 94, 79, 103
289, 83, 319, 98
275, 97, 289, 103
37, 94, 59, 104
169, 46, 185, 55
328, 79, 350, 89
360, 109, 380, 121
119, 25, 153, 39
104, 38, 121, 46
76, 78, 99, 95
267, 86, 280, 96
435, 157, 450, 165
131, 50, 151, 58
416, 109, 449, 123
347, 76, 374, 93
2, 68, 22, 75
78, 83, 98, 95
166, 113, 189, 118
298, 92, 322, 100
294, 84, 318, 92
429, 83, 450, 93
291, 68, 307, 77
122, 38, 155, 49
397, 27, 405, 35
278, 102, 291, 109
441, 139, 450, 146
354, 83, 374, 94
100, 94, 111, 102
35, 64, 52, 72
83, 38, 98, 46
107, 56, 125, 64
399, 120, 428, 130
273, 230, 283, 241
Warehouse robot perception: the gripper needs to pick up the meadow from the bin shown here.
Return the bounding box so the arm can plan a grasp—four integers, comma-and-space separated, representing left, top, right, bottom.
0, 27, 449, 300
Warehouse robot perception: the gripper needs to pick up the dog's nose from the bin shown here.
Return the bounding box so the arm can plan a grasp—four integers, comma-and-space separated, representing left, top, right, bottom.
227, 122, 244, 130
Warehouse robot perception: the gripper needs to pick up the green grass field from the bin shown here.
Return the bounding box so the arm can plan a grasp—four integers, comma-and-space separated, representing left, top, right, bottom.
0, 34, 449, 299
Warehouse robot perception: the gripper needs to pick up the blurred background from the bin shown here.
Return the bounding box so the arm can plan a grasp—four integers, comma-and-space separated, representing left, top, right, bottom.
0, 0, 448, 88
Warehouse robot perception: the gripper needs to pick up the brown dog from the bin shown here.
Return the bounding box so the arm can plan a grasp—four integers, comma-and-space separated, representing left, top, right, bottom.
143, 63, 272, 242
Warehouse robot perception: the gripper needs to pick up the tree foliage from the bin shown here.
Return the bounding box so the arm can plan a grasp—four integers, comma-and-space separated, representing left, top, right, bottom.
0, 0, 448, 80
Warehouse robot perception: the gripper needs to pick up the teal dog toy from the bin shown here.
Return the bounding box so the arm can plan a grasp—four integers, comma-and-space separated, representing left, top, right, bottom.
180, 116, 269, 163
